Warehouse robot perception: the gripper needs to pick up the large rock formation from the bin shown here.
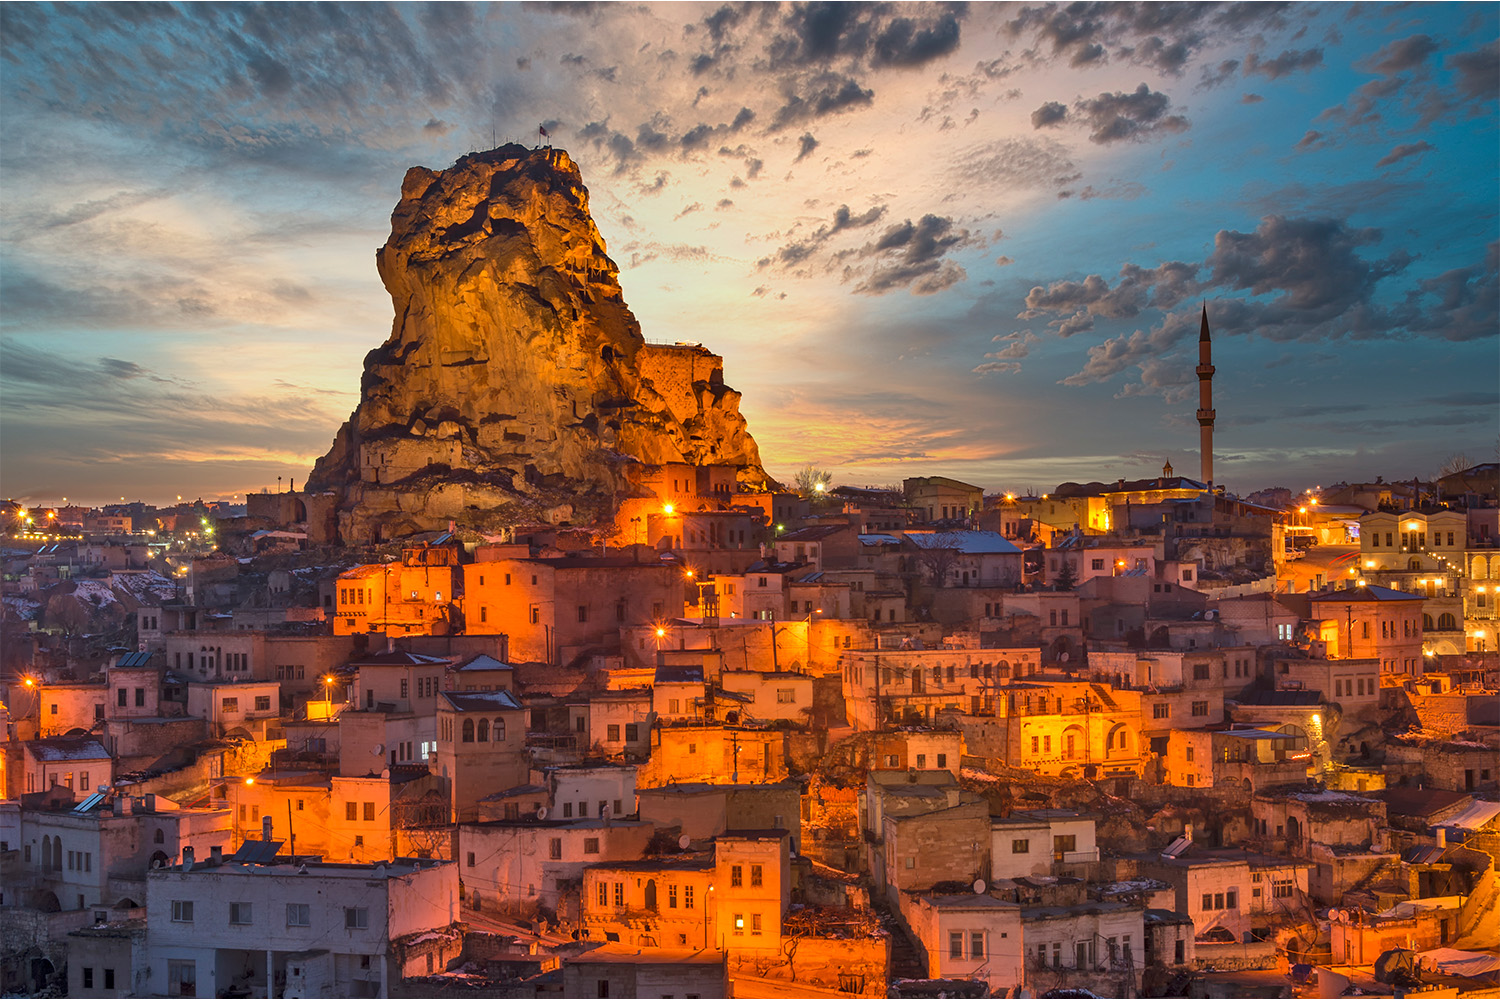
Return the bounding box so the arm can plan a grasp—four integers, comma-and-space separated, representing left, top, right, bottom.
306, 144, 767, 543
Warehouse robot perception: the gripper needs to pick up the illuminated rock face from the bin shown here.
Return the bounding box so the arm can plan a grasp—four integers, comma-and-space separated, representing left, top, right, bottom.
307, 144, 765, 542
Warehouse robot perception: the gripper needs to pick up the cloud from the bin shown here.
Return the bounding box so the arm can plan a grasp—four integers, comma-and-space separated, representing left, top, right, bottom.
1450, 40, 1500, 100
949, 136, 1081, 192
973, 361, 1022, 374
1022, 261, 1201, 331
1375, 141, 1435, 168
757, 201, 889, 271
1361, 34, 1440, 75
1196, 59, 1240, 90
1030, 100, 1068, 128
1074, 84, 1190, 144
851, 214, 976, 295
1244, 47, 1324, 80
771, 73, 875, 129
1003, 3, 1293, 77
794, 132, 820, 162
986, 330, 1039, 360
1295, 129, 1329, 151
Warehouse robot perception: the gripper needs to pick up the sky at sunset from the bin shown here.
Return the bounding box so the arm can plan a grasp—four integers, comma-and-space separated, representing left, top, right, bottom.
2, 2, 1496, 508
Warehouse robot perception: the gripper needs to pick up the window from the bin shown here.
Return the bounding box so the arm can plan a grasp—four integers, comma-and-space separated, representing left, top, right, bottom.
669, 884, 679, 908
613, 882, 624, 907
1201, 892, 1213, 910
117, 688, 128, 707
530, 606, 540, 624
168, 960, 196, 997
1153, 703, 1170, 719
625, 723, 638, 741
776, 688, 795, 704
345, 802, 358, 821
1191, 701, 1209, 717
1272, 879, 1294, 899
363, 802, 375, 821
171, 900, 194, 922
230, 902, 252, 924
104, 970, 115, 990
344, 907, 369, 929
1053, 834, 1076, 856
1012, 839, 1030, 854
731, 864, 743, 887
400, 679, 409, 699
1092, 559, 1105, 571
971, 932, 984, 958
751, 913, 763, 936
1193, 664, 1210, 680
577, 605, 588, 623
607, 724, 621, 742
733, 913, 745, 935
684, 885, 695, 909
1226, 889, 1238, 909
937, 753, 947, 768
255, 695, 270, 711
84, 968, 94, 989
750, 864, 763, 887
221, 697, 238, 713
584, 838, 600, 854
550, 838, 562, 860
597, 881, 609, 907
135, 687, 146, 707
916, 754, 927, 768
950, 931, 965, 958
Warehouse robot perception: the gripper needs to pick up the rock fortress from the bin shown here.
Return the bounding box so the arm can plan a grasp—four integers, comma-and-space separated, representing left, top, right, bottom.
304, 144, 770, 545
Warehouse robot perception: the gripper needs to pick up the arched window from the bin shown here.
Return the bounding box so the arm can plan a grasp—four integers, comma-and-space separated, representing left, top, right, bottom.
477, 719, 489, 742
461, 719, 475, 743
154, 829, 165, 844
494, 718, 506, 742
1437, 613, 1457, 630
1423, 614, 1434, 630
1408, 557, 1422, 571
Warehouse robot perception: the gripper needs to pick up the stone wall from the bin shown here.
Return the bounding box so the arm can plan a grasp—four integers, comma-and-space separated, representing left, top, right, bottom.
637, 344, 724, 425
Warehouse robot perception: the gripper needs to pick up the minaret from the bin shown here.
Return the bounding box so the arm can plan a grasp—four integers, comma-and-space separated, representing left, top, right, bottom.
1196, 304, 1215, 488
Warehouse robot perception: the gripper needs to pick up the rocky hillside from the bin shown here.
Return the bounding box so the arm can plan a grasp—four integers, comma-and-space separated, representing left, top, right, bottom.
307, 144, 767, 543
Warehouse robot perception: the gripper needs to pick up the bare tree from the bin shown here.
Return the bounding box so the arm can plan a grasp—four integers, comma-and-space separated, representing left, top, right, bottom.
793, 465, 833, 497
1438, 452, 1473, 479
914, 533, 962, 588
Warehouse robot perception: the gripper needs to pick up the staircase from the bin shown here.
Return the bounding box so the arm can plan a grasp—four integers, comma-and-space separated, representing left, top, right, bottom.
886, 922, 927, 982
1090, 684, 1120, 711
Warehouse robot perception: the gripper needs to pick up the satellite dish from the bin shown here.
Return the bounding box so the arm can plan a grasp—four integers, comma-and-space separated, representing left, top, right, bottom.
97, 784, 110, 794
678, 834, 691, 850
372, 744, 384, 755
973, 879, 987, 894
535, 806, 549, 820
601, 803, 612, 818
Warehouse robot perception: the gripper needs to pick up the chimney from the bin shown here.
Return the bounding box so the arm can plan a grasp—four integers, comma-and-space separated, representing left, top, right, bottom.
1436, 827, 1447, 848
1184, 823, 1194, 844
262, 815, 273, 843
182, 846, 195, 871
210, 845, 223, 864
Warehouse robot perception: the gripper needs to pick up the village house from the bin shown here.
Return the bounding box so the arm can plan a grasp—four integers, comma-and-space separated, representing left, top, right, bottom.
457, 817, 655, 919
434, 690, 528, 822
898, 893, 1026, 995
991, 810, 1099, 880
143, 850, 460, 999
462, 553, 681, 663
